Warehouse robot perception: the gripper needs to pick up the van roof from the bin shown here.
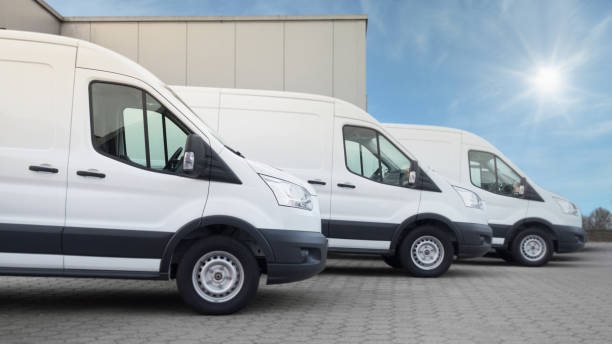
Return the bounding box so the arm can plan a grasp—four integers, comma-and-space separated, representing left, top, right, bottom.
172, 85, 379, 125
0, 30, 164, 90
0, 29, 78, 47
382, 123, 495, 149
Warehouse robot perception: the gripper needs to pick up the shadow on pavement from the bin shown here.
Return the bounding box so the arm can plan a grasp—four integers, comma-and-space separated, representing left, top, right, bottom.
0, 282, 324, 316
322, 264, 492, 278
0, 288, 190, 315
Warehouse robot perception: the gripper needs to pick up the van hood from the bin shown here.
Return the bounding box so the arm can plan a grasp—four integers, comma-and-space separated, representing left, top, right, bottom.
245, 159, 317, 196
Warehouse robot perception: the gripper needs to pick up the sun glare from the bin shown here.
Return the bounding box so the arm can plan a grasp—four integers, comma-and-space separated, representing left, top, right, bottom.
532, 66, 564, 95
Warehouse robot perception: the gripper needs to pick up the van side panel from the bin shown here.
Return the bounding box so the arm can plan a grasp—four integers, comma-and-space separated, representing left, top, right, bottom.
217, 92, 334, 218
0, 39, 76, 227
0, 39, 76, 269
385, 125, 462, 184
171, 86, 221, 132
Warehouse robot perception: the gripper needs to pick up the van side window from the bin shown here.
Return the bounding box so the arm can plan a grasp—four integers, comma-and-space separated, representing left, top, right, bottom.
495, 157, 522, 197
90, 82, 189, 173
343, 126, 412, 187
469, 151, 497, 192
469, 150, 522, 197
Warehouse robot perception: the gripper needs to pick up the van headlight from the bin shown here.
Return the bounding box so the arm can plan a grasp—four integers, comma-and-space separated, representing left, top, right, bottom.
452, 186, 485, 210
259, 174, 313, 211
554, 197, 578, 216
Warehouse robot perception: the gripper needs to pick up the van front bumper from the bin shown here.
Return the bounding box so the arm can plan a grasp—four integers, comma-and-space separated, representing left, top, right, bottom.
454, 222, 493, 259
554, 225, 586, 253
258, 229, 328, 285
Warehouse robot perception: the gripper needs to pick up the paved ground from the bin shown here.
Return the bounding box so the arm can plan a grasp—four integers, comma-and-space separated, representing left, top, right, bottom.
1, 243, 611, 344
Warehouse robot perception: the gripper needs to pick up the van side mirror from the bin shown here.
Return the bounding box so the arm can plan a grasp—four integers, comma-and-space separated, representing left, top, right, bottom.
408, 161, 419, 185
519, 177, 526, 196
183, 134, 209, 178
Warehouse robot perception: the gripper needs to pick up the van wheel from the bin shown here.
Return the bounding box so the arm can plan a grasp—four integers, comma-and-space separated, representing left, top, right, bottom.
176, 236, 260, 315
398, 226, 453, 277
382, 254, 402, 269
511, 228, 553, 267
495, 249, 514, 263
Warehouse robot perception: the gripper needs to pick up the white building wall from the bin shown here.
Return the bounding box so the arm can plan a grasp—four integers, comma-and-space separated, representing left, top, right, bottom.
0, 1, 367, 109
0, 0, 61, 34
59, 17, 367, 109
187, 22, 235, 88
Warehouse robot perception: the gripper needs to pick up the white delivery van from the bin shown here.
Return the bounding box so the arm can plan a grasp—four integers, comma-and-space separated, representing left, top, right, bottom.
0, 30, 328, 315
172, 86, 492, 277
383, 124, 586, 266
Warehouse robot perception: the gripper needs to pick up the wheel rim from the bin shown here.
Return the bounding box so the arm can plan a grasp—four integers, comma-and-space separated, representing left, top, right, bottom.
520, 235, 547, 262
192, 251, 244, 303
410, 235, 445, 271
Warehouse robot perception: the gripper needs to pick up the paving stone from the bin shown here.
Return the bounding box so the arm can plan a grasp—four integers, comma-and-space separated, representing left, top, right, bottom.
0, 243, 611, 343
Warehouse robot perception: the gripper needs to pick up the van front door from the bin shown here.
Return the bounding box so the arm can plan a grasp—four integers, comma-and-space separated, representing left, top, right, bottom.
466, 149, 528, 246
64, 70, 210, 274
329, 120, 420, 251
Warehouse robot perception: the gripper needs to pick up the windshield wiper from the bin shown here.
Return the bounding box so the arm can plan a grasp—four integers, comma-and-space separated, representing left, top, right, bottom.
224, 145, 245, 158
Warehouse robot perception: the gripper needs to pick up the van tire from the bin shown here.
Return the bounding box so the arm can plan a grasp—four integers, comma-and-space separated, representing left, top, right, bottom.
176, 236, 260, 315
511, 228, 553, 267
398, 226, 453, 277
495, 249, 514, 263
382, 254, 402, 269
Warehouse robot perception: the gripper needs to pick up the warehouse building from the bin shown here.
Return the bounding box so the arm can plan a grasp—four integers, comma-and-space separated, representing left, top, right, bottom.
0, 0, 367, 109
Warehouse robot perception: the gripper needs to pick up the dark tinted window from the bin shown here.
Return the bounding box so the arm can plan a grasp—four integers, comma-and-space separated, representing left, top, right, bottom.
343, 125, 412, 187
469, 150, 522, 197
90, 82, 189, 173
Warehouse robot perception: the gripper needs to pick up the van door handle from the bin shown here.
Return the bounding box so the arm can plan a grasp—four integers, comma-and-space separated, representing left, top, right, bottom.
308, 180, 326, 185
337, 183, 355, 189
29, 165, 59, 173
77, 170, 106, 179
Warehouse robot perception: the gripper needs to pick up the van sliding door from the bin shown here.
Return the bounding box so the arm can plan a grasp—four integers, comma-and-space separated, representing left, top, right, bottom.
0, 39, 76, 270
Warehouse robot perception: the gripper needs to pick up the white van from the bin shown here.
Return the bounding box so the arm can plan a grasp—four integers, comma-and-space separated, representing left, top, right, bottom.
383, 124, 585, 266
0, 30, 328, 315
172, 86, 492, 277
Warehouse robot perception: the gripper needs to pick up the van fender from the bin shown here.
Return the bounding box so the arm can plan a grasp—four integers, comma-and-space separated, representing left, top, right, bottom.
389, 213, 461, 253
159, 215, 275, 275
507, 217, 557, 246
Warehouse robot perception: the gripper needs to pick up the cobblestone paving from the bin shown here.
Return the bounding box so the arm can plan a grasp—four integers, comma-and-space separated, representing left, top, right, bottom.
1, 243, 611, 344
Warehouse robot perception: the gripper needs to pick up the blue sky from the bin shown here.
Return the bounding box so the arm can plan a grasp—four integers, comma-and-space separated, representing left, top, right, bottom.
48, 0, 612, 215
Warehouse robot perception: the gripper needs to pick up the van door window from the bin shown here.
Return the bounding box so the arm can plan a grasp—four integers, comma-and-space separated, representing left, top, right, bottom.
378, 134, 411, 186
90, 82, 189, 174
343, 125, 412, 187
469, 150, 522, 197
469, 151, 497, 192
495, 157, 522, 197
122, 107, 148, 166
144, 94, 188, 171
344, 126, 380, 180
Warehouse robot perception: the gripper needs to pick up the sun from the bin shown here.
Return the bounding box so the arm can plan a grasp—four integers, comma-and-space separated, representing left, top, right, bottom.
531, 66, 564, 96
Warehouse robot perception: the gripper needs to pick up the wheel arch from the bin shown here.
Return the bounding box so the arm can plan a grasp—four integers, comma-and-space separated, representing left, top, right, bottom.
390, 213, 460, 254
159, 216, 275, 277
508, 217, 558, 251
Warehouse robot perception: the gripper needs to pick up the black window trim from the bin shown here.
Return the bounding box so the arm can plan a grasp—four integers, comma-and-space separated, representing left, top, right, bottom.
88, 80, 194, 178
342, 124, 414, 189
468, 149, 525, 199
162, 115, 169, 163
141, 90, 151, 168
